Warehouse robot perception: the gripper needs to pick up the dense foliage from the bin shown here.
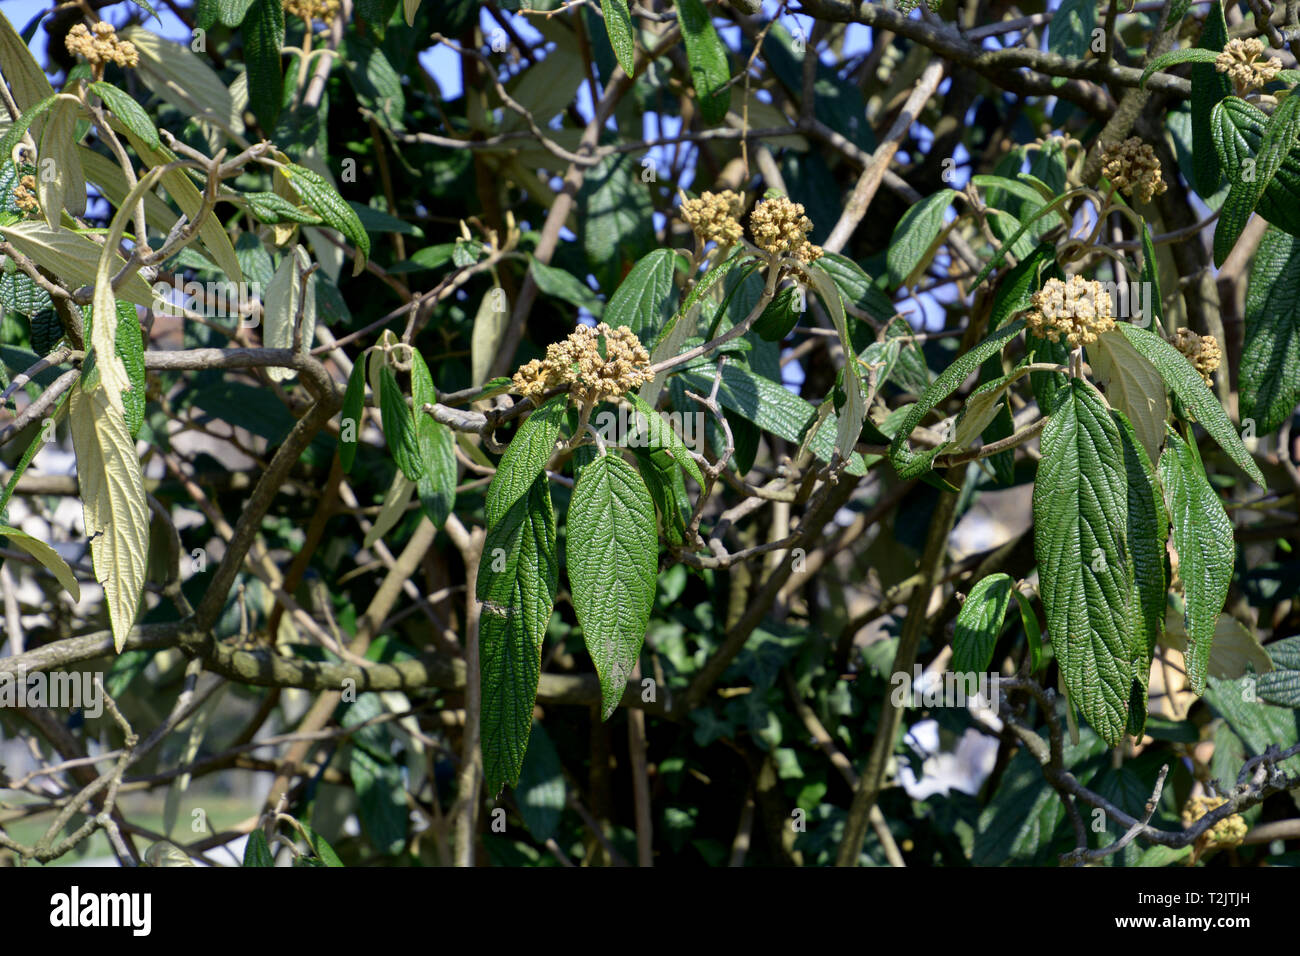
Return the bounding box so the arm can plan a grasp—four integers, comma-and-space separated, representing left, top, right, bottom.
1, 0, 1299, 868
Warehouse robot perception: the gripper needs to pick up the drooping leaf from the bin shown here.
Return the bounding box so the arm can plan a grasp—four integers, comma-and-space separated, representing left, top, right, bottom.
1033, 379, 1137, 745
567, 453, 658, 719
675, 0, 731, 125
887, 190, 957, 289
410, 350, 456, 527
478, 474, 558, 793
1088, 329, 1166, 465
1241, 226, 1300, 434
339, 354, 367, 472
283, 163, 371, 273
600, 0, 636, 76
484, 393, 567, 527
379, 364, 423, 483
0, 524, 81, 601
243, 0, 286, 131
1159, 427, 1233, 695
69, 380, 149, 653
1190, 1, 1233, 197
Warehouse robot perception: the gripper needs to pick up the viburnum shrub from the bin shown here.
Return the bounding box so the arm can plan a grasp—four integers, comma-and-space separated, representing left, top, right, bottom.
0, 0, 1297, 870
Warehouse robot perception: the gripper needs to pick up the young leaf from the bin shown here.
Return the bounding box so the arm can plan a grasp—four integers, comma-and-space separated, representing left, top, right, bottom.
410, 350, 457, 527
69, 380, 149, 653
283, 164, 371, 273
1241, 226, 1300, 434
0, 524, 81, 602
89, 82, 160, 151
1116, 324, 1265, 486
888, 320, 1025, 480
339, 353, 367, 472
242, 829, 274, 867
1033, 379, 1137, 746
485, 393, 567, 526
675, 0, 731, 125
567, 454, 658, 719
478, 474, 558, 793
1159, 427, 1233, 695
600, 0, 636, 77
952, 573, 1014, 675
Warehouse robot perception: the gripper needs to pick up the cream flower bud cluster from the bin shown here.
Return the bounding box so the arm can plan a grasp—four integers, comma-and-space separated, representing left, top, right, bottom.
1181, 794, 1246, 847
1100, 137, 1167, 205
65, 22, 139, 69
1025, 276, 1116, 348
512, 323, 653, 403
1215, 37, 1283, 93
1173, 327, 1222, 386
283, 0, 341, 23
749, 195, 823, 263
680, 190, 745, 247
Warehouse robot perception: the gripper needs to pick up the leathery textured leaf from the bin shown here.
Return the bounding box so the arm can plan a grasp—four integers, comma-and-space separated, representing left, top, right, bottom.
1113, 408, 1167, 737
1241, 226, 1300, 433
952, 573, 1013, 676
675, 0, 731, 125
1159, 427, 1233, 695
600, 0, 636, 77
1033, 380, 1137, 745
410, 350, 456, 527
566, 454, 658, 719
484, 393, 567, 527
478, 474, 558, 793
69, 380, 149, 652
1190, 0, 1232, 197
0, 525, 80, 601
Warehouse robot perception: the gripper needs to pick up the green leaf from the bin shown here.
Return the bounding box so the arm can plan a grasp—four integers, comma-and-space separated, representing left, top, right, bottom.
339, 354, 367, 472
478, 474, 558, 793
604, 249, 679, 342
1259, 636, 1300, 707
1049, 0, 1097, 65
513, 720, 566, 840
529, 257, 604, 316
1190, 0, 1232, 197
676, 0, 731, 125
379, 365, 423, 482
567, 454, 658, 719
953, 573, 1013, 675
1208, 96, 1300, 237
296, 822, 344, 866
283, 164, 371, 273
1139, 47, 1220, 89
0, 524, 81, 601
816, 252, 897, 325
1213, 93, 1300, 266
242, 190, 322, 224
807, 262, 866, 462
600, 0, 636, 76
1013, 590, 1044, 673
679, 363, 868, 475
350, 745, 408, 855
1116, 324, 1264, 486
887, 190, 957, 288
86, 300, 146, 439
623, 392, 705, 487
888, 320, 1025, 480
1159, 427, 1233, 695
242, 829, 274, 866
752, 285, 801, 342
215, 0, 256, 25
410, 350, 456, 527
1033, 379, 1137, 745
485, 394, 567, 527
1113, 408, 1167, 737
1241, 225, 1300, 434
633, 445, 691, 546
989, 242, 1056, 330
89, 82, 161, 152
243, 0, 286, 130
